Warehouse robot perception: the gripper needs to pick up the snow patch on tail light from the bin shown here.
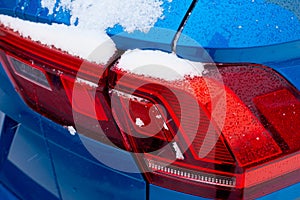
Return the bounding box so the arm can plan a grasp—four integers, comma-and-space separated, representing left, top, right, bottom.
117, 49, 205, 81
109, 49, 300, 199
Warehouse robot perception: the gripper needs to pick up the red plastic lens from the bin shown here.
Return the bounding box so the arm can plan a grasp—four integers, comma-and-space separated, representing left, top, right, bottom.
0, 26, 125, 148
61, 75, 108, 121
109, 62, 300, 199
254, 89, 300, 151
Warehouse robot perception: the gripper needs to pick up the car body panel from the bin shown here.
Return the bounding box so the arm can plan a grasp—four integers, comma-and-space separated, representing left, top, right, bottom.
42, 120, 146, 200
259, 182, 300, 200
47, 142, 145, 200
149, 184, 209, 200
149, 181, 300, 200
6, 125, 59, 198
179, 0, 300, 48
0, 184, 19, 200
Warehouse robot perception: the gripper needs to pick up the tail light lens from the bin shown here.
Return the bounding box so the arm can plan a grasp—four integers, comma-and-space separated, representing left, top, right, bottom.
109, 58, 300, 199
1, 24, 300, 199
0, 26, 125, 147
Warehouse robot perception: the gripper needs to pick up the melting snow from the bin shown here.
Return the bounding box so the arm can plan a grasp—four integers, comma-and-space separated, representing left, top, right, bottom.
135, 118, 145, 127
172, 142, 184, 160
0, 15, 116, 64
163, 122, 169, 130
0, 0, 170, 64
117, 49, 204, 81
110, 89, 149, 103
41, 0, 56, 15
66, 126, 76, 135
43, 0, 165, 33
75, 77, 98, 88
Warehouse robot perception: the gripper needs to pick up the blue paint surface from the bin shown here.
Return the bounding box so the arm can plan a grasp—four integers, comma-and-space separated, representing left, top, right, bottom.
0, 184, 20, 200
149, 184, 209, 200
0, 62, 147, 199
179, 0, 300, 48
149, 182, 300, 200
7, 125, 59, 198
48, 141, 146, 200
258, 182, 300, 200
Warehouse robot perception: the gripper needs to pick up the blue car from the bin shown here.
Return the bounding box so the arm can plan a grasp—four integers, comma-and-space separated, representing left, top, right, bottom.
0, 0, 299, 199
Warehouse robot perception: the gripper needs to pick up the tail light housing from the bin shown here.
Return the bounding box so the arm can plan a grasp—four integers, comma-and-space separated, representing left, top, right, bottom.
108, 54, 300, 199
0, 26, 125, 148
0, 23, 300, 199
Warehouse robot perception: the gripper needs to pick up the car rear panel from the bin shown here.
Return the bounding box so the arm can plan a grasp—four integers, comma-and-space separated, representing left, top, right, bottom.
0, 0, 300, 200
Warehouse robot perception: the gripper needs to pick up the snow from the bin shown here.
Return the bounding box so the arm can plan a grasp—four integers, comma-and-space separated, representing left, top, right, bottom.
117, 49, 204, 81
43, 0, 165, 33
65, 126, 76, 135
0, 15, 116, 64
41, 0, 56, 15
163, 122, 169, 130
172, 142, 184, 160
135, 118, 145, 127
0, 2, 202, 82
75, 77, 98, 88
110, 89, 149, 103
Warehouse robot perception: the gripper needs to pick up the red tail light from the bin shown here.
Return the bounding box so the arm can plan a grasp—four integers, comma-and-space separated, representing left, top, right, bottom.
109, 60, 300, 199
0, 26, 125, 148
1, 24, 300, 199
